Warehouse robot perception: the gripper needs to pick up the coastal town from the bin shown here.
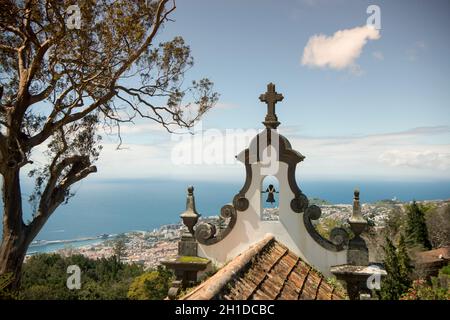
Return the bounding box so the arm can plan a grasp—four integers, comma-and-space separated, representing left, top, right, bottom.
50, 217, 220, 270
30, 199, 448, 270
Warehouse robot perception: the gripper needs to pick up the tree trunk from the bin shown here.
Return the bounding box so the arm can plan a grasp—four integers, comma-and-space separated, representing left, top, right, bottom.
0, 168, 28, 290
0, 232, 27, 290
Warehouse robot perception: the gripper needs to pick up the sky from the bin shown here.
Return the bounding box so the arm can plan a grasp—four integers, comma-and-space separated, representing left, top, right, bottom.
30, 0, 450, 183
12, 0, 450, 240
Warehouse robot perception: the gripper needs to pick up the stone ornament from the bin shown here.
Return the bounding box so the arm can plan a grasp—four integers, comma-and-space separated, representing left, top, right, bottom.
194, 204, 237, 245
303, 205, 349, 251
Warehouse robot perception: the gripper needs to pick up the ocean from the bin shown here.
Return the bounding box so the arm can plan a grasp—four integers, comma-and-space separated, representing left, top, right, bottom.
0, 178, 449, 254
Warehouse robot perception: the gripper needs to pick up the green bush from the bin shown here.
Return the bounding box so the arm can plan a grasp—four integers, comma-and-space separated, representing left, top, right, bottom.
127, 266, 173, 300
401, 264, 450, 300
439, 264, 450, 276
380, 235, 413, 300
18, 253, 144, 300
405, 201, 431, 250
400, 279, 449, 300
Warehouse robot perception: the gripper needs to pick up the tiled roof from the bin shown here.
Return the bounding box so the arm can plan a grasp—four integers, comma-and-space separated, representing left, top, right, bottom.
414, 247, 450, 264
181, 235, 344, 300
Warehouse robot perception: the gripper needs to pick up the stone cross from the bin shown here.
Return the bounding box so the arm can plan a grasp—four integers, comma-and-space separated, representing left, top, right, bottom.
259, 83, 284, 129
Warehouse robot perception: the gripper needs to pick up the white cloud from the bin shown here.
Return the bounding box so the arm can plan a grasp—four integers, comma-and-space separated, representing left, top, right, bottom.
214, 103, 239, 110
379, 150, 450, 171
287, 126, 450, 180
23, 126, 450, 182
95, 143, 168, 179
95, 126, 450, 181
118, 122, 168, 135
301, 25, 380, 71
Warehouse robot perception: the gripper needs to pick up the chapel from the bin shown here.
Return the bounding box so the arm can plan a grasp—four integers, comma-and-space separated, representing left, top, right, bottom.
162, 83, 386, 300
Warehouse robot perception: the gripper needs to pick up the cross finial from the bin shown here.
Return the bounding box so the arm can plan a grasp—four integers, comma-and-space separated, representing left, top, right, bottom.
259, 83, 284, 129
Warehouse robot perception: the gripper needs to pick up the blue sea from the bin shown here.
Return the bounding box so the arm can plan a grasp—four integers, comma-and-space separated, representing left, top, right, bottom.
0, 178, 449, 254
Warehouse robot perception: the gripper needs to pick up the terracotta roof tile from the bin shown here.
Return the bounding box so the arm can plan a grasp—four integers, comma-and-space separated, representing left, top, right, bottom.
181, 235, 345, 300
414, 247, 450, 264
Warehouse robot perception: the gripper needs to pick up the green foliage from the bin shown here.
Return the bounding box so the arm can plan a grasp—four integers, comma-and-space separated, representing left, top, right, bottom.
145, 266, 173, 300
374, 199, 399, 205
0, 0, 218, 288
127, 266, 173, 300
315, 217, 352, 240
18, 253, 143, 300
439, 264, 450, 276
380, 237, 400, 299
380, 235, 413, 300
316, 217, 343, 239
0, 273, 17, 300
325, 276, 348, 299
401, 278, 450, 300
0, 272, 14, 291
384, 207, 404, 239
405, 201, 431, 250
113, 235, 127, 263
397, 234, 413, 279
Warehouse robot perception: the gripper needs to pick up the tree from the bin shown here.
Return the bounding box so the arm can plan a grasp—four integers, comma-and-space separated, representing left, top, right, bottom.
113, 236, 127, 264
145, 265, 173, 299
127, 266, 172, 300
405, 201, 431, 250
380, 235, 413, 300
397, 234, 413, 282
384, 206, 404, 240
19, 253, 143, 299
0, 0, 218, 288
0, 272, 16, 299
425, 203, 450, 248
401, 264, 450, 300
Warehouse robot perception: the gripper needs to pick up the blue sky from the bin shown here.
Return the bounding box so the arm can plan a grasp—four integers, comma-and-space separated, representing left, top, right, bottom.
16, 0, 450, 239
159, 0, 450, 134
30, 0, 450, 182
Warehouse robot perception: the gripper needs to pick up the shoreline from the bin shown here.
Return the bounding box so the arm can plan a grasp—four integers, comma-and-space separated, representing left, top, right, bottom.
25, 199, 449, 257
27, 234, 118, 255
